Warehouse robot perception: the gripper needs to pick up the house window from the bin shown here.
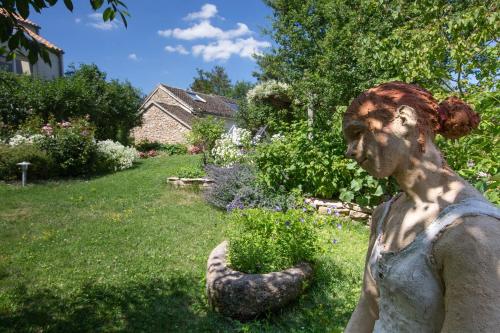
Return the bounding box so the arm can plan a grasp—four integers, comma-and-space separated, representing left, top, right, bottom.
186, 91, 206, 102
225, 101, 239, 112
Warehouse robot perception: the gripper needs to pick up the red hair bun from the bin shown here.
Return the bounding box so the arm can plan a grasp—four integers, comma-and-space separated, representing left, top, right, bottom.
437, 96, 480, 139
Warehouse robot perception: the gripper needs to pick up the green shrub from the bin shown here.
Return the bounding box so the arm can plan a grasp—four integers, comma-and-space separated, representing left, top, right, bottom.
37, 117, 98, 177
162, 143, 187, 156
0, 144, 55, 181
256, 119, 395, 206
227, 208, 319, 274
175, 166, 205, 178
0, 65, 142, 144
187, 116, 225, 156
135, 139, 163, 152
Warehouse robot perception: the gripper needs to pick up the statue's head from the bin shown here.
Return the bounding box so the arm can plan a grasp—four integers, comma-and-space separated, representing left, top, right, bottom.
342, 81, 479, 178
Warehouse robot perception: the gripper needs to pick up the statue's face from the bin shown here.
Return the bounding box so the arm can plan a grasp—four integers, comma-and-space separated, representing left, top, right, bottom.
343, 111, 412, 179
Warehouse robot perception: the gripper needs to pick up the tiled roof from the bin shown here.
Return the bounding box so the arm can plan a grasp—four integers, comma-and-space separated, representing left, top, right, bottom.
156, 102, 196, 127
0, 9, 63, 53
0, 8, 40, 28
24, 28, 63, 53
161, 84, 236, 118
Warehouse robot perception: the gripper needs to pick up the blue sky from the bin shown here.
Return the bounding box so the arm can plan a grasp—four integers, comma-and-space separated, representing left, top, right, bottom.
30, 1, 273, 94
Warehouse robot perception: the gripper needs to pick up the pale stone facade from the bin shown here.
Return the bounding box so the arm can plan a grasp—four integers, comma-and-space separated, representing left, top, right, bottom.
132, 104, 190, 144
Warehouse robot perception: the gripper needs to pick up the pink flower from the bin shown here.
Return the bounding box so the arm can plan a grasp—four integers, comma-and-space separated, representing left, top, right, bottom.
60, 121, 71, 128
42, 124, 53, 136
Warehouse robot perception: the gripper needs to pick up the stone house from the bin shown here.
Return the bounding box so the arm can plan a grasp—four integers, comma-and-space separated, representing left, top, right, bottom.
132, 84, 238, 144
0, 9, 64, 79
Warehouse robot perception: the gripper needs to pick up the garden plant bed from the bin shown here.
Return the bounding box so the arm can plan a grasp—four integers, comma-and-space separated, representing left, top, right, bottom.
206, 241, 313, 320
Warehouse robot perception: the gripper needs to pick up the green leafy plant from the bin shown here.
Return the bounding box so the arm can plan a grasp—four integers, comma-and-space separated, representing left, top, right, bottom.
175, 166, 205, 179
227, 208, 319, 274
161, 143, 187, 156
36, 117, 98, 177
256, 119, 395, 206
186, 116, 225, 163
0, 143, 55, 180
135, 139, 163, 152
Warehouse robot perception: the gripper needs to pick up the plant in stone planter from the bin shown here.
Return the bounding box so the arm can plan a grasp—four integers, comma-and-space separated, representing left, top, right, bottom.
206, 209, 319, 320
227, 209, 319, 274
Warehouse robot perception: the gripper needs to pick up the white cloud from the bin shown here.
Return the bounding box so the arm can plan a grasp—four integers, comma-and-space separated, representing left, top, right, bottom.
75, 18, 81, 24
184, 4, 218, 21
128, 53, 139, 61
164, 45, 190, 55
87, 13, 119, 30
192, 37, 271, 61
158, 20, 250, 41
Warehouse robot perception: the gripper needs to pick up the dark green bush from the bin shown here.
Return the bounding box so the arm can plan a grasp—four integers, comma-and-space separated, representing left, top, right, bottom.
0, 64, 142, 144
255, 118, 395, 206
162, 143, 187, 156
135, 139, 163, 152
0, 144, 55, 181
37, 118, 98, 177
227, 208, 319, 274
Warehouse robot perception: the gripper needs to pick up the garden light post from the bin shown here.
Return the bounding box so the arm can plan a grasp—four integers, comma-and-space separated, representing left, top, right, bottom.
17, 162, 31, 187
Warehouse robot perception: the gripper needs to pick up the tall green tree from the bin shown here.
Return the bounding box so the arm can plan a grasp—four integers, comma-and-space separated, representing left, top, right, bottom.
258, 0, 499, 118
189, 65, 232, 96
0, 63, 142, 143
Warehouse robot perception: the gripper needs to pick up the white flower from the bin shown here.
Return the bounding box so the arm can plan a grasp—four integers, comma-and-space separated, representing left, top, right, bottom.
246, 80, 291, 104
96, 140, 139, 171
271, 133, 284, 142
211, 134, 243, 167
8, 134, 44, 146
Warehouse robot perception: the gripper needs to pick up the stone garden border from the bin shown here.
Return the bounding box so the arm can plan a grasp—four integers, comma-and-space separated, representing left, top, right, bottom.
167, 177, 213, 187
305, 198, 373, 223
206, 241, 313, 320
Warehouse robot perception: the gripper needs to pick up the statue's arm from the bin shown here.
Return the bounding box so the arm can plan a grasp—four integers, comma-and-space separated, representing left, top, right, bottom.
434, 215, 500, 333
344, 204, 383, 333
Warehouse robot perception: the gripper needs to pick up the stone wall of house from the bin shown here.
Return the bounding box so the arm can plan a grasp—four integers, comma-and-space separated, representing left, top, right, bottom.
132, 104, 190, 144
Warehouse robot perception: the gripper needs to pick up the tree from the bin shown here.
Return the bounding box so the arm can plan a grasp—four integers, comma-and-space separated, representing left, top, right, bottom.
0, 63, 143, 143
189, 65, 232, 97
257, 0, 499, 119
0, 0, 129, 65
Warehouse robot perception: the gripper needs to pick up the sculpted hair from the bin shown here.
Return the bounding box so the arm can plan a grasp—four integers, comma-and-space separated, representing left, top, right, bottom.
345, 81, 480, 149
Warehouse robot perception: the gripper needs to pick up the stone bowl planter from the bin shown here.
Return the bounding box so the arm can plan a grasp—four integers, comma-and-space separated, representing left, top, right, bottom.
206, 241, 313, 320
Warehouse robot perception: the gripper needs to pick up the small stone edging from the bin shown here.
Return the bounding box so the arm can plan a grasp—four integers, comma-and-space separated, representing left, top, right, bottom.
167, 177, 214, 187
304, 198, 373, 223
206, 241, 313, 320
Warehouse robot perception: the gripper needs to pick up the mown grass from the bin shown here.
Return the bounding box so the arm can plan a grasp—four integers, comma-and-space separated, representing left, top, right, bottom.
0, 154, 368, 332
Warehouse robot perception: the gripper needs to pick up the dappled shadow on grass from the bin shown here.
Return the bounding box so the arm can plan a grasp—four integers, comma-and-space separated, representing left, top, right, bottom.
240, 259, 360, 332
0, 274, 234, 333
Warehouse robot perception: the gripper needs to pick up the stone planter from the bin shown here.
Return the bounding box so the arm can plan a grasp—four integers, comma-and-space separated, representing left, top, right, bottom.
206, 241, 313, 320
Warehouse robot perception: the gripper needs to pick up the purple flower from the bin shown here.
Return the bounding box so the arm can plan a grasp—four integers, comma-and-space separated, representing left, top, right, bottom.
299, 218, 305, 223
334, 210, 340, 216
302, 207, 307, 212
285, 220, 291, 228
326, 208, 332, 214
274, 205, 282, 212
337, 223, 342, 230
332, 239, 338, 244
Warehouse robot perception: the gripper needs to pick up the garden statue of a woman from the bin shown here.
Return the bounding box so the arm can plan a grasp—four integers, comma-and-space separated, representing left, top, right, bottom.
342, 82, 500, 333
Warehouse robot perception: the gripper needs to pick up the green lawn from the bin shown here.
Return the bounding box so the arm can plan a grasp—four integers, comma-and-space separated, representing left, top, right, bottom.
0, 154, 369, 332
